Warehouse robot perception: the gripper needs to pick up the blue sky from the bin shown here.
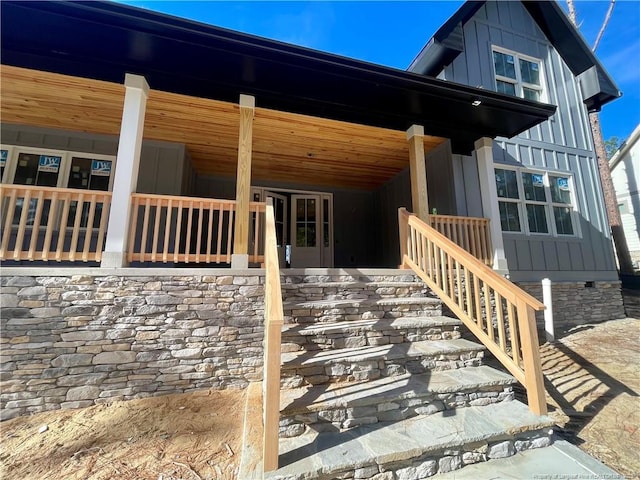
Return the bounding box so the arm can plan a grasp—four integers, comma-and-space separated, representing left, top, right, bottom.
119, 1, 640, 143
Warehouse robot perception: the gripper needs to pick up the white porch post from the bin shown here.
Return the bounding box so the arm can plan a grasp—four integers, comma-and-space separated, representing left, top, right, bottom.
231, 94, 255, 269
407, 125, 429, 221
475, 137, 509, 275
101, 74, 149, 268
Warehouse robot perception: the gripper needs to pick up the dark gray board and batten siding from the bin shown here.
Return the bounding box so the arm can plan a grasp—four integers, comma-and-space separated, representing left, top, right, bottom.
431, 1, 617, 282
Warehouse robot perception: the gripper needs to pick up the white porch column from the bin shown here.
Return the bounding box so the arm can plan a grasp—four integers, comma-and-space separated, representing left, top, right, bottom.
101, 74, 149, 268
231, 94, 255, 269
407, 125, 429, 221
475, 137, 509, 275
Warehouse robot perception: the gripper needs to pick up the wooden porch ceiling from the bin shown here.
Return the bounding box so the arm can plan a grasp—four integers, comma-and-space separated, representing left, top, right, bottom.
1, 66, 446, 190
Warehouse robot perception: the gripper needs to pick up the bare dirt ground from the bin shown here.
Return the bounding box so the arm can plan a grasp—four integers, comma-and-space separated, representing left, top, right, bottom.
540, 317, 640, 478
0, 389, 245, 480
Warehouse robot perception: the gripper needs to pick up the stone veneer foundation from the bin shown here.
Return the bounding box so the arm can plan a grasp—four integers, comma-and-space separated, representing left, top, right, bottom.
517, 281, 625, 330
0, 268, 266, 420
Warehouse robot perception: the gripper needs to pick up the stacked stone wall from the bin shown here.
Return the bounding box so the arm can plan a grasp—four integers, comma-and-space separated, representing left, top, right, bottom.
517, 281, 625, 331
0, 274, 265, 420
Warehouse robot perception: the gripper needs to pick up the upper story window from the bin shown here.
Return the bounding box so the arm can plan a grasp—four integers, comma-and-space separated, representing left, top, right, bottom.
495, 167, 577, 237
492, 47, 544, 102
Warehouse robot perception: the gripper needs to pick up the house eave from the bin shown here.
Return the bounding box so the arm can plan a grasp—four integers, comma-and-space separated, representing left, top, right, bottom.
0, 0, 554, 155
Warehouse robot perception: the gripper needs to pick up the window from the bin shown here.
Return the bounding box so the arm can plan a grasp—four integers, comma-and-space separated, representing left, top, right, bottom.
492, 47, 544, 102
495, 167, 577, 236
1, 145, 115, 228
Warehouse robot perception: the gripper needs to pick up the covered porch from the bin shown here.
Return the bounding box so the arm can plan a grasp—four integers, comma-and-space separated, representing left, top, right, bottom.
1, 66, 497, 270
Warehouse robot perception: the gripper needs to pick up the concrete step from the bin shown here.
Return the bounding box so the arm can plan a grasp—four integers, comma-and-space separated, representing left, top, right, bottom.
283, 296, 443, 324
266, 401, 555, 480
280, 339, 485, 388
279, 366, 515, 438
281, 316, 462, 352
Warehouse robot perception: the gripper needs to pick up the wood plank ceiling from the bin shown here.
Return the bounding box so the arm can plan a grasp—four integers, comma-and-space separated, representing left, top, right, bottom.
1, 66, 447, 190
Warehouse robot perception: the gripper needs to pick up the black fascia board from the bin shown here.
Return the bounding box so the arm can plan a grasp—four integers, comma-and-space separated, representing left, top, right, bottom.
0, 0, 555, 154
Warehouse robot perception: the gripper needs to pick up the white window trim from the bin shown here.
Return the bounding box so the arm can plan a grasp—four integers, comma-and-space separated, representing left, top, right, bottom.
491, 45, 547, 103
1, 144, 116, 191
495, 165, 580, 238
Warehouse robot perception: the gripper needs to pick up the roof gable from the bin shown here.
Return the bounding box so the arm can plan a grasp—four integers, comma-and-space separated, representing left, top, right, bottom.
409, 0, 620, 112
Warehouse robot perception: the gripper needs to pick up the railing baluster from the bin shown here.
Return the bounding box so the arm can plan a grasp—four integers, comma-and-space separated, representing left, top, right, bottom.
184, 200, 193, 262
163, 199, 173, 263
82, 194, 97, 262
226, 205, 233, 263
28, 190, 45, 260
507, 302, 521, 367
95, 194, 109, 262
483, 281, 494, 341
206, 202, 214, 263
56, 195, 70, 262
69, 193, 84, 261
455, 260, 463, 309
496, 292, 507, 350
151, 200, 162, 263
13, 189, 32, 260
195, 201, 204, 263
127, 195, 140, 263
140, 197, 151, 261
173, 200, 184, 263
216, 203, 224, 263
1, 189, 18, 258
473, 275, 483, 331
42, 191, 59, 260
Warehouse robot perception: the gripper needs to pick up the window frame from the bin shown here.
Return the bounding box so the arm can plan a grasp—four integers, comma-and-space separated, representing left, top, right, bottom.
1, 145, 116, 191
494, 165, 580, 238
491, 46, 546, 103
1, 144, 116, 230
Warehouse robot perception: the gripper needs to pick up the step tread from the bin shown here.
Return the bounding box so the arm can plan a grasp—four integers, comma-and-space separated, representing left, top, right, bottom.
267, 401, 554, 479
281, 365, 515, 413
281, 338, 484, 368
281, 316, 461, 336
283, 296, 441, 309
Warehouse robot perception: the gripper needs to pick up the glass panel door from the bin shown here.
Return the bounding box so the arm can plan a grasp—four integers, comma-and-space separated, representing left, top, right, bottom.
290, 194, 321, 267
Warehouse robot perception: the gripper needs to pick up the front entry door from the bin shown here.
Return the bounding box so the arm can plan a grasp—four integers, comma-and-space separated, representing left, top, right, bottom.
290, 194, 321, 268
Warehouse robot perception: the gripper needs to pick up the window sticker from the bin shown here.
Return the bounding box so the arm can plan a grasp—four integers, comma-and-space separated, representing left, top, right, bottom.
557, 177, 569, 191
532, 174, 544, 187
0, 150, 7, 168
38, 155, 61, 173
506, 55, 514, 64
91, 160, 112, 177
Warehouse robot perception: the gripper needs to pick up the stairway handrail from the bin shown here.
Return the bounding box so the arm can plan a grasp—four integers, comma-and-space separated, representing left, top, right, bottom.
399, 207, 547, 415
263, 199, 284, 472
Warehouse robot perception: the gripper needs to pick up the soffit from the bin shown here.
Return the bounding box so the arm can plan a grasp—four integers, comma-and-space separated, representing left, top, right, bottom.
1, 66, 446, 190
